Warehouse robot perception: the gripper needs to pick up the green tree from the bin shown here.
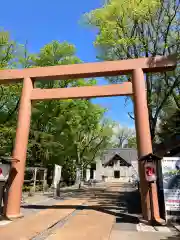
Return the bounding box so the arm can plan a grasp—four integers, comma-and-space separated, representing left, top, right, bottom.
112, 125, 135, 147
26, 41, 98, 165
0, 31, 20, 155
158, 108, 180, 142
0, 31, 16, 69
24, 41, 114, 185
127, 136, 137, 149
83, 0, 180, 140
0, 37, 115, 186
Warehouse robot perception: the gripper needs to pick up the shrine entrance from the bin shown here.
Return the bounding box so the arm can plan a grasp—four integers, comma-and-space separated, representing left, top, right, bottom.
0, 55, 176, 223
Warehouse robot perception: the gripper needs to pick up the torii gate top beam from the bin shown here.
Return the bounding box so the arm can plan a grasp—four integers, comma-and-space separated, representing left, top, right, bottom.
0, 55, 176, 84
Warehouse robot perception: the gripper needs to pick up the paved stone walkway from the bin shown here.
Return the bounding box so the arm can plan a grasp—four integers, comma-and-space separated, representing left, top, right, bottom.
0, 183, 179, 240
45, 185, 118, 240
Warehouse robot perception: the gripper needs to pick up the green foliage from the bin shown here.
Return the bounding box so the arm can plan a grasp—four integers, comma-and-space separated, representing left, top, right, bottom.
158, 108, 180, 142
25, 41, 113, 171
83, 0, 180, 140
127, 136, 137, 149
0, 31, 16, 69
61, 158, 76, 185
22, 185, 32, 192
0, 31, 21, 155
84, 0, 160, 47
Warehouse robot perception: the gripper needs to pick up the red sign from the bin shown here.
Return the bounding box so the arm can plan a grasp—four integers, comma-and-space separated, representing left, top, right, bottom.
146, 166, 155, 176
145, 162, 156, 182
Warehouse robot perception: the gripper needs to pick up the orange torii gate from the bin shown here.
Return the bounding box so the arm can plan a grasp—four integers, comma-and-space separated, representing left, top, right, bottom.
0, 55, 176, 223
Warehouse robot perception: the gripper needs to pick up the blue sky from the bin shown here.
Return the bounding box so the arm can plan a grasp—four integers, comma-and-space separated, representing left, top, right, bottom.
1, 0, 134, 128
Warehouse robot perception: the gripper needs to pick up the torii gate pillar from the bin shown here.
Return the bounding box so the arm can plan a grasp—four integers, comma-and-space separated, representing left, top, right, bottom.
4, 77, 33, 218
132, 68, 160, 221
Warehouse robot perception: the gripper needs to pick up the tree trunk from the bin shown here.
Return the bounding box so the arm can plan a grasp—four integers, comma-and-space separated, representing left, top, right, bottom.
75, 164, 82, 189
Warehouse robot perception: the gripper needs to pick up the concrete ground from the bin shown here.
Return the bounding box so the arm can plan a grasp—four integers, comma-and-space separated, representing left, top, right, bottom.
0, 182, 179, 240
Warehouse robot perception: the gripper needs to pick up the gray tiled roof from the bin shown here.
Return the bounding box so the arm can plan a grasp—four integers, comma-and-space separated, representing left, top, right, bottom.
102, 148, 138, 166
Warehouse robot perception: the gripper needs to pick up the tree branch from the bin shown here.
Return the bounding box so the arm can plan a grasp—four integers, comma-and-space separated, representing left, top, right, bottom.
128, 112, 135, 120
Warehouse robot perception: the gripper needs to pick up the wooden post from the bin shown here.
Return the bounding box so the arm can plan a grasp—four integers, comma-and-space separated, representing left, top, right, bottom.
5, 77, 33, 219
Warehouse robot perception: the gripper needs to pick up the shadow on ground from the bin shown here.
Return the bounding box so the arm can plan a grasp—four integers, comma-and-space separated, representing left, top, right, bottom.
161, 233, 180, 240
22, 183, 142, 225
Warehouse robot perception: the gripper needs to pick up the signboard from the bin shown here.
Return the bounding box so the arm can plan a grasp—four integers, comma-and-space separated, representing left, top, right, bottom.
0, 163, 10, 181
53, 164, 62, 188
144, 162, 157, 182
161, 157, 180, 222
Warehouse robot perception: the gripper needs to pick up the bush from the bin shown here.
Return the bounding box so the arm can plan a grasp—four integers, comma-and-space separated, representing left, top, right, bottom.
22, 185, 32, 192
